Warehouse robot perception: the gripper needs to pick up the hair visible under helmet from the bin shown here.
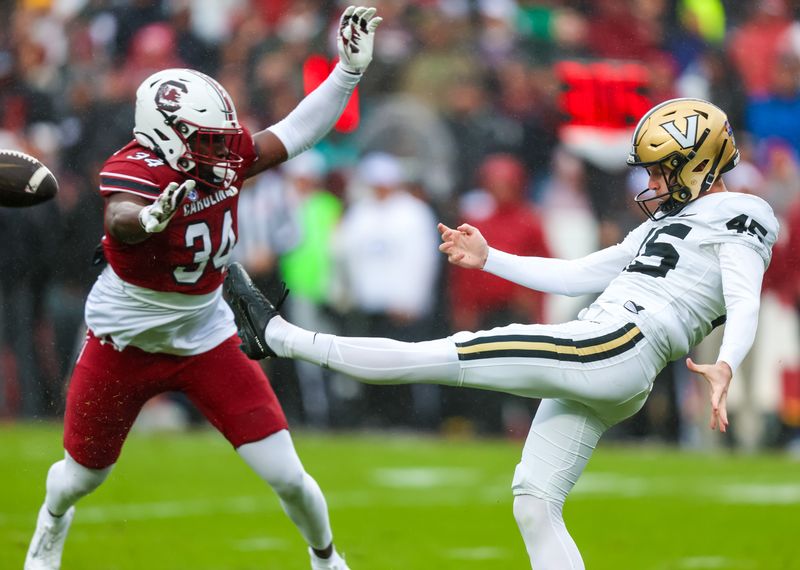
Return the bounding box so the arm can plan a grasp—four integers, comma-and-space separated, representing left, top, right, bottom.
627, 98, 739, 220
133, 68, 244, 189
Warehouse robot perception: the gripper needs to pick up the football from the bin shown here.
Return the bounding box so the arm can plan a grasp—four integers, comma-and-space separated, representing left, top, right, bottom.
0, 149, 58, 207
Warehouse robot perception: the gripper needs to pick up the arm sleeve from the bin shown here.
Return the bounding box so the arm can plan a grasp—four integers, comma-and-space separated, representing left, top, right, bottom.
267, 63, 360, 159
716, 242, 765, 374
482, 242, 635, 296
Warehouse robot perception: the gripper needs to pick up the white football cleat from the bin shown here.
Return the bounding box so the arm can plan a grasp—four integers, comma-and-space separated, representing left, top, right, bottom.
309, 547, 351, 570
24, 505, 75, 570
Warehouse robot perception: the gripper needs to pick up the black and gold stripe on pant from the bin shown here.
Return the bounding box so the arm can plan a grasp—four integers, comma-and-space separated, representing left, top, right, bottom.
455, 322, 644, 362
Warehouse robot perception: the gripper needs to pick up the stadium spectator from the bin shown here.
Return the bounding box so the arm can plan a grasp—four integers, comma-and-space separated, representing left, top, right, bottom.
108, 0, 166, 63
493, 59, 560, 185
747, 51, 800, 161
759, 139, 800, 217
355, 95, 458, 204
475, 0, 520, 67
122, 22, 187, 90
278, 150, 344, 428
667, 0, 722, 74
761, 194, 800, 450
449, 153, 551, 433
333, 151, 441, 428
676, 46, 748, 129
538, 146, 598, 323
0, 5, 62, 420
0, 201, 60, 418
23, 7, 383, 570
586, 0, 665, 61
226, 98, 777, 569
451, 154, 550, 332
727, 0, 793, 97
442, 75, 526, 197
400, 4, 475, 112
46, 173, 105, 395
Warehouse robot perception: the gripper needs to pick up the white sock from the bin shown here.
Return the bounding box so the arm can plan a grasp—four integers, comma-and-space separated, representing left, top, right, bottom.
266, 317, 461, 385
266, 316, 332, 362
237, 430, 333, 549
513, 494, 584, 570
45, 452, 111, 516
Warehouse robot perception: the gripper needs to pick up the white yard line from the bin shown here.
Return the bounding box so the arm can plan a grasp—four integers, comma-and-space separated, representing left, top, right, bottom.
444, 547, 508, 560
670, 556, 756, 569
574, 473, 800, 505
371, 466, 481, 488
232, 537, 290, 552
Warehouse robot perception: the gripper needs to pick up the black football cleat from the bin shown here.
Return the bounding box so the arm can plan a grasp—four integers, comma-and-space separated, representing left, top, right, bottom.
224, 262, 289, 360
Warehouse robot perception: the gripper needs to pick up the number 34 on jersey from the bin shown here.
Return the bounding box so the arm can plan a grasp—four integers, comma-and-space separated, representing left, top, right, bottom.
98, 136, 255, 295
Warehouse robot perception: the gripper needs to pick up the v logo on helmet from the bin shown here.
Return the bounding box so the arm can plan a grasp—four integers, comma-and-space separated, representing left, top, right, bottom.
660, 115, 699, 149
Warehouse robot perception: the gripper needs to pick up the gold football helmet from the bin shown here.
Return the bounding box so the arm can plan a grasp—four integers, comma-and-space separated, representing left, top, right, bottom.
627, 98, 739, 220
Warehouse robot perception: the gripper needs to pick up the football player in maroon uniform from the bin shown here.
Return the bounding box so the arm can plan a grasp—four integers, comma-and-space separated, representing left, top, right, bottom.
24, 7, 381, 570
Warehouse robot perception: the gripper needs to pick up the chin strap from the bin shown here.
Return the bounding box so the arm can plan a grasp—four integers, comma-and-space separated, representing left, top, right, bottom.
701, 139, 728, 194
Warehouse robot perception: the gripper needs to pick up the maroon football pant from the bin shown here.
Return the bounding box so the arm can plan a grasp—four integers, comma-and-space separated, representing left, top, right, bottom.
64, 332, 288, 469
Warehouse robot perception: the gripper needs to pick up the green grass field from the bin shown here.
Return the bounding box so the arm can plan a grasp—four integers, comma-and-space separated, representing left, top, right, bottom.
2, 423, 798, 570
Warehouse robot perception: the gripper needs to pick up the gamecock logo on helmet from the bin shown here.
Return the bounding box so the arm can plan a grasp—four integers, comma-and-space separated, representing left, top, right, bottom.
155, 81, 188, 113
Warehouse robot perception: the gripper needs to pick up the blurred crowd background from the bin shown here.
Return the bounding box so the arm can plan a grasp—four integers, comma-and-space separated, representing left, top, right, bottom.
3, 0, 800, 453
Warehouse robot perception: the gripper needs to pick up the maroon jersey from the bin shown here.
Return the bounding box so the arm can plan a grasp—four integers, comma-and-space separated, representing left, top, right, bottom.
99, 129, 257, 295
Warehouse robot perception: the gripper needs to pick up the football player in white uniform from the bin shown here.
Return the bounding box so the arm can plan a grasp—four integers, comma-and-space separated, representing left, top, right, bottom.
224, 98, 778, 568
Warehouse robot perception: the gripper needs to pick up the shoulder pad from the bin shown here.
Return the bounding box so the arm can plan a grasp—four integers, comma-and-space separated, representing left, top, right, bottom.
699, 193, 779, 263
100, 144, 181, 199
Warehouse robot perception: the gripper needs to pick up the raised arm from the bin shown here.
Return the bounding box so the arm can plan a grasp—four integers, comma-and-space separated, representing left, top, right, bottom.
438, 222, 635, 296
246, 6, 382, 177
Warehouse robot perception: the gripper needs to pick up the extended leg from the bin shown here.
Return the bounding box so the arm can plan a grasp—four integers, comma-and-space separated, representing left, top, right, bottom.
274, 323, 462, 385
265, 317, 653, 405
225, 262, 460, 384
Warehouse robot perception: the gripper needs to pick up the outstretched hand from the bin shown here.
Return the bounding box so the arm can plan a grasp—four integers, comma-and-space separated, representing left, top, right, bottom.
337, 6, 383, 74
438, 222, 489, 269
686, 357, 733, 432
138, 180, 195, 234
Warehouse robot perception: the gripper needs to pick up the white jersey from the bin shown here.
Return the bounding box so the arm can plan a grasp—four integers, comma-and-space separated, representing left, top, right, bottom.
590, 192, 778, 361
85, 266, 236, 355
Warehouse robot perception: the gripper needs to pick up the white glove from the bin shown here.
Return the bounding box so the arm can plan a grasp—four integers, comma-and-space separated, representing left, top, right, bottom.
337, 5, 382, 74
138, 180, 195, 233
